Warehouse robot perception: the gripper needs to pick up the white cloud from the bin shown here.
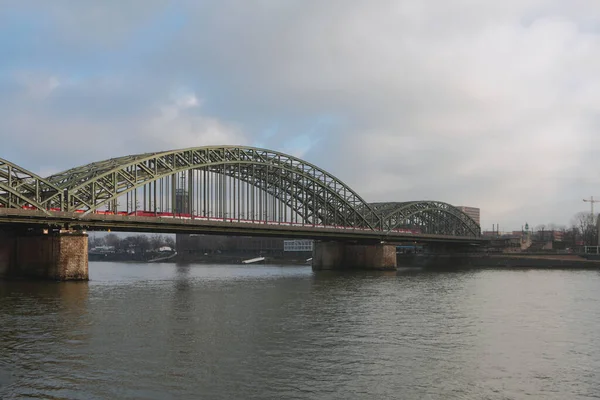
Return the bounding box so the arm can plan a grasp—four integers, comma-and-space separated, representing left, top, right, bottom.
2, 1, 600, 230
14, 72, 61, 99
0, 79, 246, 169
145, 90, 244, 149
199, 1, 599, 229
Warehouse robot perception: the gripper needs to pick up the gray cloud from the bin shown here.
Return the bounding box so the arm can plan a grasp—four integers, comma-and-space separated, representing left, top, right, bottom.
1, 1, 600, 230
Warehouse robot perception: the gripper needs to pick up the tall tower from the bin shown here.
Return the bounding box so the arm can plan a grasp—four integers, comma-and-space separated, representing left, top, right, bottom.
174, 189, 189, 214
597, 214, 600, 246
174, 175, 189, 214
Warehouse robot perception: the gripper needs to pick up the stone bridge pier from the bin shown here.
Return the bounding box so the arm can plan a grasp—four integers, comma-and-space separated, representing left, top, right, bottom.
0, 229, 88, 281
312, 241, 397, 271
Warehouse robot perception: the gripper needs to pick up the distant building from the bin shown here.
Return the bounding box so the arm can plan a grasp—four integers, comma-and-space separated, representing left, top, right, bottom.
175, 189, 190, 214
91, 245, 115, 253
483, 230, 523, 239
456, 206, 480, 225
482, 230, 510, 238
536, 230, 564, 242
283, 240, 313, 252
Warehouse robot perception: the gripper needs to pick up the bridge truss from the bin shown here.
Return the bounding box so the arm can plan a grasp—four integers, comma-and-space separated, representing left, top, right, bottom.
0, 146, 480, 238
371, 201, 480, 237
0, 158, 63, 214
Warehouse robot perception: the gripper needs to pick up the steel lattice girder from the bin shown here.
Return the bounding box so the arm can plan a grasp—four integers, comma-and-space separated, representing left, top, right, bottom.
45, 146, 381, 229
2, 147, 482, 237
0, 158, 63, 213
216, 165, 343, 226
371, 201, 481, 237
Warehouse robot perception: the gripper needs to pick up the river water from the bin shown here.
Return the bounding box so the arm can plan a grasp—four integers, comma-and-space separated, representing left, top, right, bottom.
1, 263, 600, 399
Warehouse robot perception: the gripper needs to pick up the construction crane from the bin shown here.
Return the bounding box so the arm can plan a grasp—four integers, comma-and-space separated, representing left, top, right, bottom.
583, 196, 600, 216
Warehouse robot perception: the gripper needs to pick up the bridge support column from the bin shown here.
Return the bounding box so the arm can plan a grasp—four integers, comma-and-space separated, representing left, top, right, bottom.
312, 241, 397, 271
0, 229, 88, 281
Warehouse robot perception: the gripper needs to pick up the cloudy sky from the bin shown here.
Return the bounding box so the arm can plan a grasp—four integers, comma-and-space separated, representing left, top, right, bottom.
1, 1, 599, 231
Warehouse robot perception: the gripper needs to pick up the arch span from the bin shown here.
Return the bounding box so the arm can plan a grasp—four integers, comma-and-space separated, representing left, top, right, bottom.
0, 158, 62, 213
2, 147, 482, 238
46, 146, 381, 229
372, 201, 481, 237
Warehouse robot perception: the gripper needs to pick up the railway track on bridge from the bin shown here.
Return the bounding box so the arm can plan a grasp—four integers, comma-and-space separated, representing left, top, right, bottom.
0, 208, 484, 244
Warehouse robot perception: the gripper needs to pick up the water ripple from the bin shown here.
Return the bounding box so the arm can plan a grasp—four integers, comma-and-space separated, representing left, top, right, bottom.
1, 265, 600, 399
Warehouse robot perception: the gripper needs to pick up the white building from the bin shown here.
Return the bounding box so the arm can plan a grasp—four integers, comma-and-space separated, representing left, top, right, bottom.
92, 245, 115, 253
283, 240, 313, 252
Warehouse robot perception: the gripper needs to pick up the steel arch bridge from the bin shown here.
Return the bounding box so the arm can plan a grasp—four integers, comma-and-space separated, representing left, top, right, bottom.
0, 146, 480, 239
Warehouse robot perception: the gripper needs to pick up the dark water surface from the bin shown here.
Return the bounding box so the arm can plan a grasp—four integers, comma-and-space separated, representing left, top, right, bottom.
1, 263, 600, 399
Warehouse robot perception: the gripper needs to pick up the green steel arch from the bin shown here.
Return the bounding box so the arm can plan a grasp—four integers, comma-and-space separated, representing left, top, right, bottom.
0, 158, 63, 214
46, 146, 381, 229
371, 201, 481, 237
2, 147, 482, 237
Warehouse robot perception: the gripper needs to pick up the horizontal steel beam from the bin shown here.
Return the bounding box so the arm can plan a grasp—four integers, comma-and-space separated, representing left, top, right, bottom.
0, 209, 486, 244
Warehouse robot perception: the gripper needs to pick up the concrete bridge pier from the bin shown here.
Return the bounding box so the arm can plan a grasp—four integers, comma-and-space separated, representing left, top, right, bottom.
312, 241, 397, 271
0, 229, 88, 281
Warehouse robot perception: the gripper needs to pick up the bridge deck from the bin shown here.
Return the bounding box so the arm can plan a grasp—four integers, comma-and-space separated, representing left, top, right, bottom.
0, 209, 484, 244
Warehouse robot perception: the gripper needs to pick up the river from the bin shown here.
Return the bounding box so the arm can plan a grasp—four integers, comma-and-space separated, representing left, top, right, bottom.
1, 263, 600, 399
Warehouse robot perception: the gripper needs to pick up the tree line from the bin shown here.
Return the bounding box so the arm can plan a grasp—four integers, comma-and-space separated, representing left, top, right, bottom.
535, 211, 598, 247
90, 233, 176, 254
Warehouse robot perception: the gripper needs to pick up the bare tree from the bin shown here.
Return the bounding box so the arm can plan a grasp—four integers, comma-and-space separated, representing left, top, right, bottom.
571, 212, 597, 246
534, 224, 547, 241
132, 236, 151, 254
165, 236, 176, 250
535, 224, 546, 232
91, 233, 177, 253
150, 234, 165, 251
89, 235, 104, 248
104, 233, 120, 249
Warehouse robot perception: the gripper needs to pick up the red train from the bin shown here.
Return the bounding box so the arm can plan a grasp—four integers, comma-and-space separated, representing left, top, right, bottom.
4, 205, 422, 233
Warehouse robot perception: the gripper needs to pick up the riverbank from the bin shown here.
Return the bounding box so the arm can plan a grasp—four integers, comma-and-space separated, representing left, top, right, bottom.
89, 252, 311, 265
398, 253, 600, 269
88, 252, 600, 269
176, 254, 311, 265
89, 252, 176, 263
